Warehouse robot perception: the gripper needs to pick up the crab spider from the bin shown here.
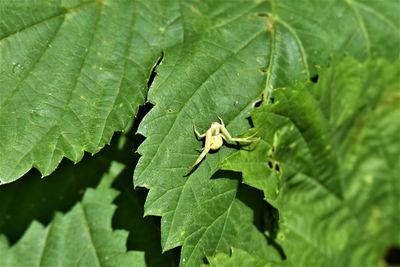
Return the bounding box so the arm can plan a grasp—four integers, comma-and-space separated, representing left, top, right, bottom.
190, 117, 259, 170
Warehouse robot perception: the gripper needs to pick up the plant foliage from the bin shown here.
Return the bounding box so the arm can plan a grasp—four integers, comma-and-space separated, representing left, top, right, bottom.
0, 0, 399, 266
221, 57, 400, 266
0, 162, 145, 266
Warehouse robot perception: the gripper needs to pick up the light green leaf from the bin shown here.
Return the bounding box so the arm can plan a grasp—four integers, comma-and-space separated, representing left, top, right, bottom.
261, 0, 400, 96
221, 57, 400, 266
132, 1, 399, 266
202, 247, 275, 267
0, 0, 179, 183
0, 162, 145, 267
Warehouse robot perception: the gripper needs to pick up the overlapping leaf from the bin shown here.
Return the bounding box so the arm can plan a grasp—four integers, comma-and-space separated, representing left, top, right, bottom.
0, 162, 145, 266
1, 0, 399, 266
133, 0, 399, 266
0, 150, 110, 243
260, 0, 400, 97
0, 0, 180, 183
221, 57, 400, 266
0, 1, 397, 184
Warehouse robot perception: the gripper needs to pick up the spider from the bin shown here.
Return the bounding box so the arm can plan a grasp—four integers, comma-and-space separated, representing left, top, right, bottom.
190, 117, 259, 170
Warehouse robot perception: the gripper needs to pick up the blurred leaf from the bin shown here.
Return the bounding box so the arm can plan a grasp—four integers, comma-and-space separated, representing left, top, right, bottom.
261, 0, 400, 92
0, 152, 109, 244
221, 57, 400, 266
0, 162, 146, 266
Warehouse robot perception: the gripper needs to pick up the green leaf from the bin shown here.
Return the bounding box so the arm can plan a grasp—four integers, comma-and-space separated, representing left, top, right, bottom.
202, 247, 275, 267
0, 151, 109, 243
221, 57, 400, 266
1, 0, 399, 265
134, 1, 279, 265
0, 128, 131, 244
0, 162, 145, 267
0, 0, 178, 183
0, 1, 397, 184
113, 164, 179, 267
132, 1, 399, 266
261, 0, 400, 96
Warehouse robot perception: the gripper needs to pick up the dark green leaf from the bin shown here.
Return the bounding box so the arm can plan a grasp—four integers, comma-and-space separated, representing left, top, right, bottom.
0, 0, 177, 182
0, 162, 145, 266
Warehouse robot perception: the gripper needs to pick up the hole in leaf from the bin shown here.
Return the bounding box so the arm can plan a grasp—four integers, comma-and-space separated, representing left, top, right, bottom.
268, 96, 275, 104
253, 92, 265, 108
254, 99, 263, 108
259, 67, 268, 75
202, 256, 209, 264
274, 162, 280, 173
246, 116, 255, 128
384, 245, 400, 266
256, 12, 269, 17
267, 160, 274, 169
310, 74, 319, 83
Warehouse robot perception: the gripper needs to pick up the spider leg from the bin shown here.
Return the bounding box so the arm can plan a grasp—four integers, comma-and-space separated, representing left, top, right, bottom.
220, 124, 258, 143
190, 129, 212, 170
219, 123, 234, 141
193, 125, 206, 139
190, 146, 210, 170
229, 136, 259, 143
230, 131, 259, 143
217, 115, 225, 126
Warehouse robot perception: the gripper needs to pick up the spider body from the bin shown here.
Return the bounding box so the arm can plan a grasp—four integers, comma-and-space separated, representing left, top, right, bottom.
209, 122, 224, 150
190, 117, 258, 170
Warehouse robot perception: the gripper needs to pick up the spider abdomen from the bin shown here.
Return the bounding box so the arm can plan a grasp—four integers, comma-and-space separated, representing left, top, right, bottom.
210, 135, 223, 150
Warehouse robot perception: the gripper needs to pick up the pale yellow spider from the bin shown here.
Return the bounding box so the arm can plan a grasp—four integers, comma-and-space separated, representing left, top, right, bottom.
190, 117, 259, 170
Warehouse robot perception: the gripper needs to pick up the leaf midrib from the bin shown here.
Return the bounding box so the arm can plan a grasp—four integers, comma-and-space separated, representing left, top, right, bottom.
77, 204, 102, 267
